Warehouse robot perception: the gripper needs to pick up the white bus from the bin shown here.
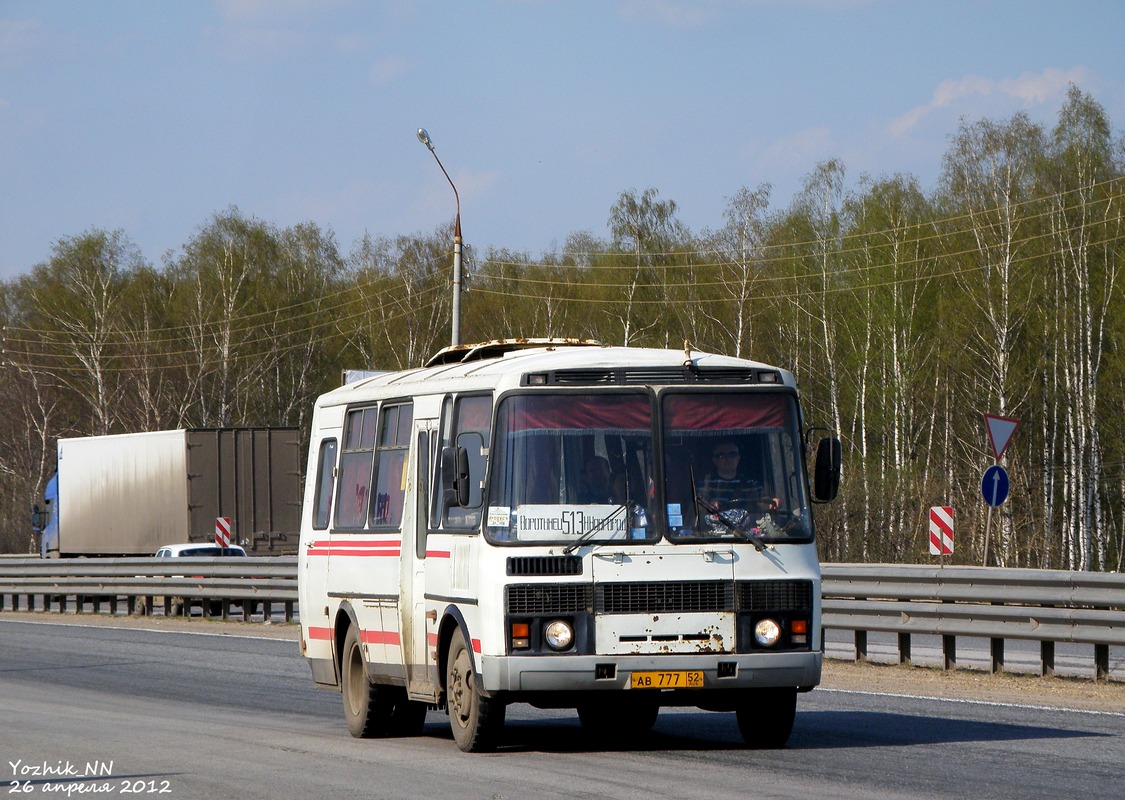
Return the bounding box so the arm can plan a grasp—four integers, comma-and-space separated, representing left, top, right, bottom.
297, 339, 840, 752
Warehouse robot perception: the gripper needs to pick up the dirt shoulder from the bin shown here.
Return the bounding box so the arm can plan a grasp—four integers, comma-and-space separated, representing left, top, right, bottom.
820, 657, 1124, 714
3, 611, 1121, 713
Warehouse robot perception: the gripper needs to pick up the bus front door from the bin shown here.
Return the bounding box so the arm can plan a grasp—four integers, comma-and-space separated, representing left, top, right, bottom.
401, 422, 439, 701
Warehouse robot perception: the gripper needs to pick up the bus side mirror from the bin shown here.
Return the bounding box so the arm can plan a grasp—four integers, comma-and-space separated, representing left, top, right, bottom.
813, 437, 841, 503
441, 446, 471, 508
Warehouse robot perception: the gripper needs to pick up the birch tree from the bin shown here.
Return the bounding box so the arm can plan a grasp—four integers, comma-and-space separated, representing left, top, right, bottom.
940, 114, 1043, 565
1043, 87, 1121, 569
349, 226, 453, 370
260, 223, 347, 430
794, 161, 851, 549
607, 188, 683, 346
169, 209, 279, 427
706, 184, 773, 358
20, 230, 143, 434
843, 175, 939, 560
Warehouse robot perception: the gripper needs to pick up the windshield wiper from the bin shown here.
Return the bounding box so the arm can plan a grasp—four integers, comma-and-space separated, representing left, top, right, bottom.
689, 467, 770, 552
562, 503, 629, 554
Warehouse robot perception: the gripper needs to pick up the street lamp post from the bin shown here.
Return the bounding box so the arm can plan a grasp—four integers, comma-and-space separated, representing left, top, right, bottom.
416, 127, 462, 347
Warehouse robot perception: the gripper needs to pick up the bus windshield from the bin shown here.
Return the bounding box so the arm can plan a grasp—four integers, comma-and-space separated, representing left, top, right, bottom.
484, 390, 812, 546
485, 393, 656, 545
661, 392, 812, 543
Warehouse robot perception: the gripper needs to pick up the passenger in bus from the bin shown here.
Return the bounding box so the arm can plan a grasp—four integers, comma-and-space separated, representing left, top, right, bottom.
577, 456, 615, 504
523, 440, 560, 504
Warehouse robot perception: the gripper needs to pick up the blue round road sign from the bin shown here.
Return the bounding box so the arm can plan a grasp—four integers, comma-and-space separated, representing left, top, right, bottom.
982, 464, 1010, 507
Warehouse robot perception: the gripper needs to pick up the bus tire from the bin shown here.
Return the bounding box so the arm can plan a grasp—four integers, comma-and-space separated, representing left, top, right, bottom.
341, 625, 394, 738
446, 628, 504, 752
735, 687, 796, 748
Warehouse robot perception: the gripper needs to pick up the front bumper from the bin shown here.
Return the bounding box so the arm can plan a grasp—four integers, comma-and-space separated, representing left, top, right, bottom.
480, 649, 821, 694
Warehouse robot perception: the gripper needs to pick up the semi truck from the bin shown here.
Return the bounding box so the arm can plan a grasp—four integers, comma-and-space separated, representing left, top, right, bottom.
32, 428, 302, 558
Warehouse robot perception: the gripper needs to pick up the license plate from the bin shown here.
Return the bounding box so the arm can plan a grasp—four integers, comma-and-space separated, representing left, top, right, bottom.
629, 670, 704, 689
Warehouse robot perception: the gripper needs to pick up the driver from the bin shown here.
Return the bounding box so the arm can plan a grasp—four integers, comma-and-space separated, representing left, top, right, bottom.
700, 441, 763, 509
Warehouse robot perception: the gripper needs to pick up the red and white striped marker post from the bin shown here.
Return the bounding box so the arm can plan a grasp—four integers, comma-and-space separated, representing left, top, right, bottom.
929, 506, 953, 558
215, 516, 232, 548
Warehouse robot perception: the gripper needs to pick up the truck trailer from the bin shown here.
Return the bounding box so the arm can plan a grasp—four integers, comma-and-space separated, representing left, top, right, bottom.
32, 428, 302, 558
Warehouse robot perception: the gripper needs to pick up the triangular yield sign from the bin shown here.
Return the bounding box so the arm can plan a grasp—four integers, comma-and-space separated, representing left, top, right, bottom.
984, 414, 1020, 461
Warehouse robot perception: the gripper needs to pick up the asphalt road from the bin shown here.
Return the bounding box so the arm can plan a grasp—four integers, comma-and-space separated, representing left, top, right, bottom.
1, 619, 1121, 800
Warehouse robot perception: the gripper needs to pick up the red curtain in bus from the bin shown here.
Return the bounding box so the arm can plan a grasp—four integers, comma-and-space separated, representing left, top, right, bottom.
663, 394, 787, 431
507, 395, 651, 431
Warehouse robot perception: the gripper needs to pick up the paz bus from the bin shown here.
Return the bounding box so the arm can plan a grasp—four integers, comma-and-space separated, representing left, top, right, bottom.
297, 339, 840, 751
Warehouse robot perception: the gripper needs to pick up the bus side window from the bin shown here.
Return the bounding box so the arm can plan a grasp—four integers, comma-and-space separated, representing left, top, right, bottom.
335, 408, 377, 528
430, 397, 455, 527
443, 394, 492, 529
371, 403, 412, 528
312, 438, 337, 530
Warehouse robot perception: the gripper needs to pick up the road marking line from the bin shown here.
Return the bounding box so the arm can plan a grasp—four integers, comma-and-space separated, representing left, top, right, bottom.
0, 618, 294, 643
818, 687, 1125, 717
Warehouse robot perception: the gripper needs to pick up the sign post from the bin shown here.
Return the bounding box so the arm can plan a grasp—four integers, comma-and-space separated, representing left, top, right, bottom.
929, 506, 954, 566
981, 414, 1020, 566
984, 414, 1020, 461
215, 516, 232, 548
981, 465, 1010, 508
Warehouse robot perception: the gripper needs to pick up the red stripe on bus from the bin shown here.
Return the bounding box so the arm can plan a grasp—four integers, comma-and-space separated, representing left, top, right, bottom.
309, 538, 400, 549
312, 549, 401, 557
307, 627, 401, 647
425, 550, 451, 558
305, 540, 402, 558
361, 629, 401, 646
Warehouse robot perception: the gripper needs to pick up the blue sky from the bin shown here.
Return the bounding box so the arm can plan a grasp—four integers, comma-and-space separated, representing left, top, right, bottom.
1, 0, 1122, 279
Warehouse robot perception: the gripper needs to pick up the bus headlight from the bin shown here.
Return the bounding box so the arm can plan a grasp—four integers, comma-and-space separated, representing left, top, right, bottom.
754, 618, 782, 648
544, 619, 574, 651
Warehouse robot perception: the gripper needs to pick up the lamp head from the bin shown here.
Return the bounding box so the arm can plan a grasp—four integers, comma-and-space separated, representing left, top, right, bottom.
416, 128, 434, 151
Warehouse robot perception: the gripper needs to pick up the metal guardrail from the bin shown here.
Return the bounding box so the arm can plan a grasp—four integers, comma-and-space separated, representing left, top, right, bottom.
0, 558, 1121, 681
0, 557, 297, 622
821, 564, 1125, 681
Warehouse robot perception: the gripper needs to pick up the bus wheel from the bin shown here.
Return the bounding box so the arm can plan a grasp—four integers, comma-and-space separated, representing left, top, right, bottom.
342, 625, 393, 738
446, 628, 504, 752
735, 687, 796, 748
577, 698, 659, 738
